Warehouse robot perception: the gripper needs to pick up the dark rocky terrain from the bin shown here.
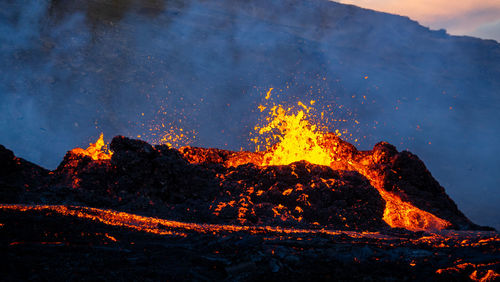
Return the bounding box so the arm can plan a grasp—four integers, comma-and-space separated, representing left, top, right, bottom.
1, 135, 499, 280
1, 206, 498, 281
0, 135, 489, 231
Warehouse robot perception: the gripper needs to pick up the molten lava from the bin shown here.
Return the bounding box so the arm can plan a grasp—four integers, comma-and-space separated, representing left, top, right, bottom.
254, 102, 333, 166
70, 133, 112, 161
251, 97, 451, 231
63, 96, 452, 232
377, 188, 450, 231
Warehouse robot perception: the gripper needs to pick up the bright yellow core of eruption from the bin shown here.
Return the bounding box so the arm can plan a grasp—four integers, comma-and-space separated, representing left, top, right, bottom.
254, 101, 335, 167
71, 133, 113, 161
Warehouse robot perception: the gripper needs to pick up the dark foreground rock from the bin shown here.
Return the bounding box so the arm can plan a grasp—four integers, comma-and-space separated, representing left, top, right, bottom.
0, 206, 498, 281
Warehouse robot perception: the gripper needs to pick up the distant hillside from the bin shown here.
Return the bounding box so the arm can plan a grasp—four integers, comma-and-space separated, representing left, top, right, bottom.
1, 0, 499, 229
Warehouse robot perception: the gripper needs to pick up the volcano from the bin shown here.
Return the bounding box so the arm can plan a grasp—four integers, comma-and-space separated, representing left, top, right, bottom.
1, 132, 498, 280
1, 0, 500, 280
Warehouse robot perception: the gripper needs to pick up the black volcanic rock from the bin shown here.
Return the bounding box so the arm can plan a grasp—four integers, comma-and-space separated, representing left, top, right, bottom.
0, 135, 491, 231
110, 135, 156, 157
52, 136, 219, 213
214, 161, 387, 230
0, 145, 49, 203
0, 145, 16, 173
1, 136, 499, 280
1, 206, 498, 281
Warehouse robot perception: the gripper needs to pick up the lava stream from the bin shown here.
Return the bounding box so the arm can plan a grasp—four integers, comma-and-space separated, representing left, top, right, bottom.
1, 204, 494, 245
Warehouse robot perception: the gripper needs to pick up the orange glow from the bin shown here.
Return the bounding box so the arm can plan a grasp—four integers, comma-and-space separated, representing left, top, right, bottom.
1, 204, 496, 246
251, 98, 450, 231
265, 87, 273, 100
140, 122, 196, 148
104, 233, 118, 242
137, 99, 197, 148
157, 126, 194, 148
0, 204, 358, 237
70, 133, 112, 160
378, 188, 450, 231
470, 269, 500, 282
64, 95, 452, 232
253, 102, 335, 166
436, 262, 500, 281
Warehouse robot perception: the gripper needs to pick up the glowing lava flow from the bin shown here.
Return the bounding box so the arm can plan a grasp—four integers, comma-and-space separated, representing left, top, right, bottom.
384, 195, 450, 231
3, 204, 493, 243
354, 170, 451, 231
252, 99, 450, 231
1, 204, 496, 247
70, 133, 113, 160
65, 100, 450, 231
0, 204, 392, 239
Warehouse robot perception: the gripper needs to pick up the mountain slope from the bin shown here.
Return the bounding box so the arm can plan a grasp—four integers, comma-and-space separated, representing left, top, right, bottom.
0, 0, 499, 229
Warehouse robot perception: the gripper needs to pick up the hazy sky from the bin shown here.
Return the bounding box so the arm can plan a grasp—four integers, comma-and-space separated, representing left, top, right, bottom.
337, 0, 500, 42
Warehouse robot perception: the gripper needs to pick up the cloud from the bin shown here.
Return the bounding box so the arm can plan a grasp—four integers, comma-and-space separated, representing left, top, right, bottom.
337, 0, 500, 41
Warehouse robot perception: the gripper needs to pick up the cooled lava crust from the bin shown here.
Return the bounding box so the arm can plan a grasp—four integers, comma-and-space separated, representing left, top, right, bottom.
0, 135, 487, 231
0, 136, 498, 281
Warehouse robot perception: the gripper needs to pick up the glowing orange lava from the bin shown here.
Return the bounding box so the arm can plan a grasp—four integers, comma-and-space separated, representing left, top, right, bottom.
1, 204, 496, 245
377, 187, 450, 231
139, 123, 197, 148
66, 93, 452, 232
70, 133, 113, 160
252, 96, 451, 231
253, 101, 336, 166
